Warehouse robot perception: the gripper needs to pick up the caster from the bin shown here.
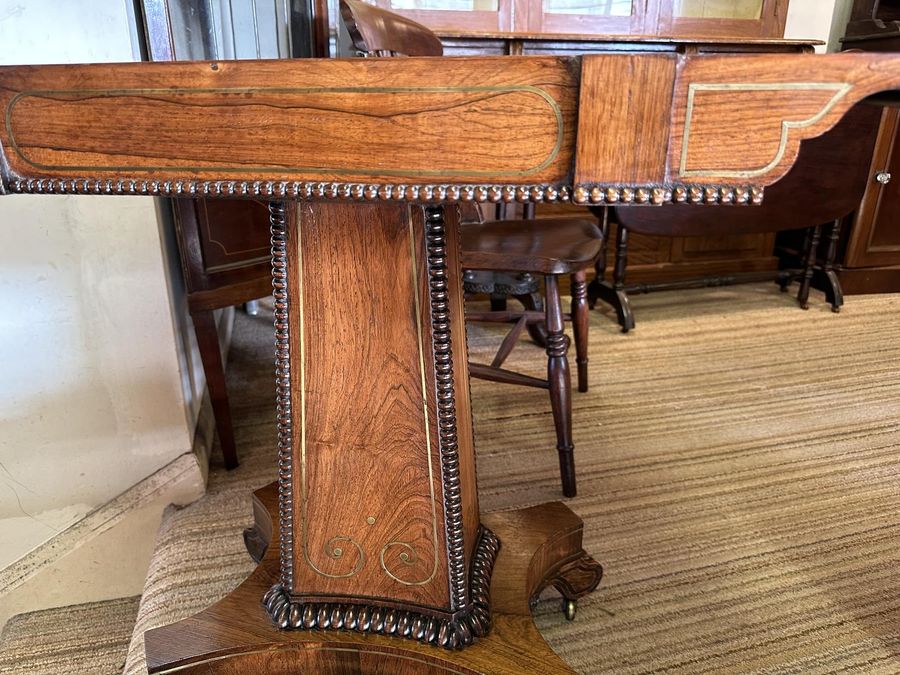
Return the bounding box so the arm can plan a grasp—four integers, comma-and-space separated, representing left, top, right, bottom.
563, 599, 577, 621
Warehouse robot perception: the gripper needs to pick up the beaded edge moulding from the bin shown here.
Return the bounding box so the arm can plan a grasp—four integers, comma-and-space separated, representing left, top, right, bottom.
5, 177, 765, 205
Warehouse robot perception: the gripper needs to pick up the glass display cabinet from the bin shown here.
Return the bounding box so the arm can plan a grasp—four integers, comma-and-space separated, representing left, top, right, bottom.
367, 0, 787, 37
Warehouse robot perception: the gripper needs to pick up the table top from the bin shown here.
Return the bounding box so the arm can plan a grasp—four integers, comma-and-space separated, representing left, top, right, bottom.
0, 51, 896, 206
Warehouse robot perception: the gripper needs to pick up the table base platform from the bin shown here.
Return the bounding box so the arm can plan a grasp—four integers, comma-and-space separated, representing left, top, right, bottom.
145, 483, 603, 675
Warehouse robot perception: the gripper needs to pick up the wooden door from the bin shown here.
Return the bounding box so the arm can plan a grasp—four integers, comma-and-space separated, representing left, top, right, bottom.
845, 107, 900, 269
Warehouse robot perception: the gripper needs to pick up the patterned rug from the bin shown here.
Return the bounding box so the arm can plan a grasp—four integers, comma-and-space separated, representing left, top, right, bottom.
118, 284, 900, 674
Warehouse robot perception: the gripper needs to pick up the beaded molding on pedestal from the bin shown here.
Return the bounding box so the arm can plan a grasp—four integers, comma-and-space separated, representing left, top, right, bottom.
5, 176, 764, 205
263, 527, 500, 650
269, 202, 295, 592
424, 205, 470, 611
262, 202, 500, 650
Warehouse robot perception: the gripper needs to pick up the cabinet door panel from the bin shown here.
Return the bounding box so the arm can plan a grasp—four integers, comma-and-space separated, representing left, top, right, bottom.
536, 0, 650, 35
373, 0, 513, 32
198, 200, 272, 272
846, 108, 900, 267
672, 0, 762, 20
658, 0, 787, 37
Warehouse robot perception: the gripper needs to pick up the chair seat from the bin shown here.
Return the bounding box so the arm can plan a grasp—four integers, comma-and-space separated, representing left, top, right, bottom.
460, 218, 603, 275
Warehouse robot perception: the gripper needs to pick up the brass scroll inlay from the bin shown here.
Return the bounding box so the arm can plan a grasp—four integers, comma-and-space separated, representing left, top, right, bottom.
679, 82, 852, 179
378, 212, 440, 587
294, 215, 365, 579
295, 209, 438, 584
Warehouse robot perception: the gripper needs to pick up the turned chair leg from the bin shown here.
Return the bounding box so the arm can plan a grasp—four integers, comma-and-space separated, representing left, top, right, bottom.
798, 224, 822, 310
570, 269, 589, 393
514, 290, 548, 348
588, 207, 609, 309
545, 275, 576, 498
490, 294, 508, 311
192, 309, 239, 470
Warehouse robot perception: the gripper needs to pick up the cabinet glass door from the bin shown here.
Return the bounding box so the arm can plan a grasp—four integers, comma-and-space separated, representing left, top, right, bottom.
673, 0, 762, 19
660, 0, 786, 37
538, 0, 647, 34
373, 0, 511, 33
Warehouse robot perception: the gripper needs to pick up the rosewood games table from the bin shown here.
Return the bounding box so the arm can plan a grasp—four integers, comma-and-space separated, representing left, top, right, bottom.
2, 52, 900, 673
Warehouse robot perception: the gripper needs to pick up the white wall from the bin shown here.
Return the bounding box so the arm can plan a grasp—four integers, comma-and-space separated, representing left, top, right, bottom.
0, 0, 198, 567
784, 0, 853, 52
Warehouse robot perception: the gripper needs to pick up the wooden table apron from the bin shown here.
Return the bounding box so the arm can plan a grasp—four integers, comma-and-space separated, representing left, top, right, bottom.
3, 51, 900, 673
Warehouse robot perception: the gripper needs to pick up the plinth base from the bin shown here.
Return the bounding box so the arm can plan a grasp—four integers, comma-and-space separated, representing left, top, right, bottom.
145, 483, 603, 674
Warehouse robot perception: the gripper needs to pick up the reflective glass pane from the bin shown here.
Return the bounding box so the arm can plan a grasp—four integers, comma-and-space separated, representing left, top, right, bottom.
544, 0, 632, 16
161, 0, 299, 60
391, 0, 498, 10
673, 0, 762, 19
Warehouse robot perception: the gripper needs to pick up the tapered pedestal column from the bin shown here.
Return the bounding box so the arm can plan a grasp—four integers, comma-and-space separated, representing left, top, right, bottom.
144, 201, 602, 673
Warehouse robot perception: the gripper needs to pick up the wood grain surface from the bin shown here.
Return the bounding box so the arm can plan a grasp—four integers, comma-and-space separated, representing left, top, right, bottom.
0, 57, 577, 187
145, 483, 599, 674
666, 52, 900, 186
4, 53, 900, 202
285, 202, 452, 609
575, 54, 677, 185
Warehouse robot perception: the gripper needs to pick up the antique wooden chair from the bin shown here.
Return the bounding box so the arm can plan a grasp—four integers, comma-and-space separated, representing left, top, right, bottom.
590, 103, 883, 332
172, 200, 272, 469
341, 0, 603, 497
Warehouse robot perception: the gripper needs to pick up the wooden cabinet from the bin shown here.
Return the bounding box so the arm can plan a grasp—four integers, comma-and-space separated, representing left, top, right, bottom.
371, 0, 787, 38
833, 107, 900, 293
825, 1, 900, 294
659, 0, 786, 38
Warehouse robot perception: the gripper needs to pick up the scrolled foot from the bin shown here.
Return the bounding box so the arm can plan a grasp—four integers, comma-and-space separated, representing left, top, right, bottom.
549, 549, 604, 603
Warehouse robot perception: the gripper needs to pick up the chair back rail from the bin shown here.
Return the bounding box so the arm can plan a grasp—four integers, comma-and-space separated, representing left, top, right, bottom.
340, 0, 443, 57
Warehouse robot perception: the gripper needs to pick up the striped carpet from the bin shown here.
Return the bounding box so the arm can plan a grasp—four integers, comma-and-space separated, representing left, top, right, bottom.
0, 596, 140, 674
115, 283, 900, 674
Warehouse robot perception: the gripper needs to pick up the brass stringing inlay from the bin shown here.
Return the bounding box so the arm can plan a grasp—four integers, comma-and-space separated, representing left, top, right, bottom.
295, 208, 439, 583
6, 84, 563, 179
679, 82, 852, 179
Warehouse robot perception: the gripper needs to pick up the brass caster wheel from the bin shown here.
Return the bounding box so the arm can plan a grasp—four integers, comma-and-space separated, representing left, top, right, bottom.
563, 599, 577, 621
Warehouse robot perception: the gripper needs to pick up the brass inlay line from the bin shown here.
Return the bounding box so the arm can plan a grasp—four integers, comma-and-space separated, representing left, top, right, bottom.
679, 82, 852, 179
296, 210, 364, 579
296, 209, 438, 584
6, 85, 565, 179
378, 211, 439, 587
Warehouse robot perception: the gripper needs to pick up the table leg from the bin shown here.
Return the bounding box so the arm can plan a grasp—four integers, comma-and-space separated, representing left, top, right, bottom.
144, 201, 603, 674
